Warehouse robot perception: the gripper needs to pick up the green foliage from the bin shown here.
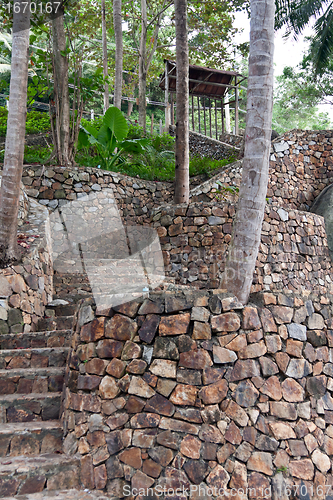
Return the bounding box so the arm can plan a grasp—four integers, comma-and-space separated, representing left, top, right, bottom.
272, 65, 332, 133
0, 106, 51, 136
189, 155, 237, 177
0, 145, 51, 164
78, 107, 148, 170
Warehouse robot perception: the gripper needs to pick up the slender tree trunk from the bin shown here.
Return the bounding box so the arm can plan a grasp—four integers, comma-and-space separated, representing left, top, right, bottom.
113, 0, 123, 110
138, 0, 148, 131
0, 0, 30, 266
221, 0, 275, 304
101, 0, 110, 113
174, 0, 189, 204
51, 3, 71, 166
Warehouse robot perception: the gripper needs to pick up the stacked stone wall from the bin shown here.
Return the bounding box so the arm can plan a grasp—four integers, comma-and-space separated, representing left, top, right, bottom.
151, 202, 332, 294
0, 200, 53, 334
191, 130, 333, 212
61, 289, 333, 499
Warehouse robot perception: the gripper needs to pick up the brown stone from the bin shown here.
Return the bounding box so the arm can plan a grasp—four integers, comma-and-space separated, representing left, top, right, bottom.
286, 338, 303, 357
265, 334, 282, 354
126, 359, 147, 375
170, 384, 198, 406
156, 430, 181, 450
260, 376, 282, 401
217, 443, 236, 464
94, 464, 107, 490
10, 435, 39, 456
157, 467, 190, 490
159, 313, 190, 336
206, 465, 230, 489
144, 394, 175, 417
183, 459, 209, 484
243, 306, 261, 330
179, 349, 213, 369
307, 376, 326, 397
174, 408, 202, 423
248, 473, 270, 497
156, 378, 177, 398
121, 340, 141, 360
138, 314, 160, 344
247, 452, 273, 476
213, 345, 237, 364
85, 358, 108, 376
225, 421, 242, 445
230, 360, 260, 381
148, 446, 174, 466
159, 417, 199, 435
80, 317, 105, 342
125, 395, 145, 413
238, 340, 267, 359
275, 351, 290, 373
69, 393, 101, 412
211, 312, 241, 332
150, 359, 177, 378
99, 376, 120, 399
138, 299, 164, 315
225, 334, 247, 352
106, 413, 129, 430
288, 439, 308, 457
259, 308, 277, 333
225, 400, 249, 427
281, 378, 305, 402
243, 427, 257, 446
87, 431, 106, 447
229, 461, 248, 491
142, 459, 162, 478
270, 306, 293, 324
269, 422, 296, 440
289, 459, 314, 480
19, 476, 46, 495
81, 454, 94, 490
118, 447, 142, 469
132, 429, 158, 448
77, 375, 101, 391
192, 321, 211, 340
105, 358, 126, 379
130, 412, 160, 428
105, 314, 138, 340
198, 379, 228, 405
96, 339, 123, 358
180, 435, 201, 459
131, 470, 154, 490
199, 424, 224, 443
202, 367, 226, 385
128, 376, 155, 398
270, 401, 297, 420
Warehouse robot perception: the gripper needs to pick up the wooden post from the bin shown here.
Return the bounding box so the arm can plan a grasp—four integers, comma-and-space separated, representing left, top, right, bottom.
164, 60, 170, 133
209, 98, 212, 138
215, 100, 218, 140
197, 96, 201, 134
159, 119, 163, 135
221, 99, 224, 134
235, 76, 239, 135
191, 94, 195, 131
150, 113, 154, 134
203, 98, 207, 136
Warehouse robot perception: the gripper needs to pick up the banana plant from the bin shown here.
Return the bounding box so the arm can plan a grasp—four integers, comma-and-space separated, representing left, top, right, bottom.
78, 106, 148, 170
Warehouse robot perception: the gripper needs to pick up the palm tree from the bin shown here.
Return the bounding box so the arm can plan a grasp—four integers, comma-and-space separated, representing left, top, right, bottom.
275, 0, 333, 73
174, 0, 189, 204
0, 0, 30, 267
101, 0, 110, 113
221, 0, 275, 304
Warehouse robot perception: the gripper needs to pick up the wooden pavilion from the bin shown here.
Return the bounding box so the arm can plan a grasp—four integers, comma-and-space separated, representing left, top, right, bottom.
159, 59, 247, 138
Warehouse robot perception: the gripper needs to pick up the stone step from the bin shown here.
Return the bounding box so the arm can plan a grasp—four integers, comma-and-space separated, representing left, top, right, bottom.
0, 367, 65, 395
0, 489, 109, 500
37, 316, 73, 332
0, 348, 69, 370
0, 453, 80, 497
0, 392, 62, 423
0, 421, 63, 457
0, 330, 72, 350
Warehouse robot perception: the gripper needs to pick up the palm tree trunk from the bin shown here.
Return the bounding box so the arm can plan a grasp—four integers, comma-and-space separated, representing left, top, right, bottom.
174, 0, 189, 204
138, 0, 148, 132
51, 3, 71, 166
0, 0, 30, 266
101, 0, 110, 113
113, 0, 123, 110
221, 0, 275, 304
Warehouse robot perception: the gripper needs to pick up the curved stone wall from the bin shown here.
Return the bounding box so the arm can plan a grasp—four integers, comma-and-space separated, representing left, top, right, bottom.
61, 289, 333, 499
152, 202, 333, 295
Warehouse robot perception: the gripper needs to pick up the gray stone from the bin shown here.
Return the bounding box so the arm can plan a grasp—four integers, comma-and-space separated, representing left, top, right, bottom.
286, 359, 312, 379
287, 323, 307, 341
308, 313, 325, 330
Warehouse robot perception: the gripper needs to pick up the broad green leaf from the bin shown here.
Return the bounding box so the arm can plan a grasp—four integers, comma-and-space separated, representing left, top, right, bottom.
103, 107, 128, 142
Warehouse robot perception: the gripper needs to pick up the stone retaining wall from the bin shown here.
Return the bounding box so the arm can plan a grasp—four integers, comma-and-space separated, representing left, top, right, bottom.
61, 289, 333, 499
151, 202, 332, 294
0, 200, 53, 334
191, 130, 333, 212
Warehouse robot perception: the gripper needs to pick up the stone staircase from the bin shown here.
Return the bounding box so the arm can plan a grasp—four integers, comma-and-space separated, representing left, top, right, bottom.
0, 271, 109, 499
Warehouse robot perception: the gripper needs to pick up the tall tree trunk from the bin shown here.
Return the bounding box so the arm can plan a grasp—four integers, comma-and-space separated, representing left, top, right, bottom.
113, 0, 123, 110
51, 2, 71, 166
138, 0, 148, 131
221, 0, 275, 304
174, 0, 189, 204
101, 0, 110, 113
0, 0, 30, 266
